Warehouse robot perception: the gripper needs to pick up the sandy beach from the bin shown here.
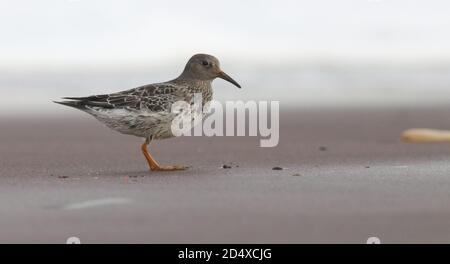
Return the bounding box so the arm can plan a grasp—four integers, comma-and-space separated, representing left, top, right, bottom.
1, 105, 450, 243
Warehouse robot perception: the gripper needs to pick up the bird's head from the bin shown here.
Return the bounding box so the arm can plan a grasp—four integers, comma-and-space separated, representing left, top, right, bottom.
180, 54, 241, 88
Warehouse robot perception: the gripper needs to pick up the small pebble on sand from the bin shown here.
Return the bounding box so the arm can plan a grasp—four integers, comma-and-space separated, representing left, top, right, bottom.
222, 162, 239, 169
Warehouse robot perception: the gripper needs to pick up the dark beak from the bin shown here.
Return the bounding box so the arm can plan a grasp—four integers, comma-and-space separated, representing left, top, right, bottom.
218, 71, 241, 88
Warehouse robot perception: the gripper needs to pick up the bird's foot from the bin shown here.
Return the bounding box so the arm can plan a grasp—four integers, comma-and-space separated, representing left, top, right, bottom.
150, 165, 187, 171
141, 143, 188, 171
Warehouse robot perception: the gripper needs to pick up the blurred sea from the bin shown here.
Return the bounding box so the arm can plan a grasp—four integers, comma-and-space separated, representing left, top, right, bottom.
1, 61, 450, 117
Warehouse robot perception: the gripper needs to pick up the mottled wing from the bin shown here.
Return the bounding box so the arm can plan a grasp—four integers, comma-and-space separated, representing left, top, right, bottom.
63, 83, 188, 112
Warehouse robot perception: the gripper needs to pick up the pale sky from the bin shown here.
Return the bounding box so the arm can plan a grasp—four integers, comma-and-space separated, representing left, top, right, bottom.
1, 0, 450, 67
1, 0, 450, 115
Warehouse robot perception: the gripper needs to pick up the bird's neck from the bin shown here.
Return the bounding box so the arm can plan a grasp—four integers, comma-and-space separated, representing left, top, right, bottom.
173, 76, 213, 103
174, 75, 212, 88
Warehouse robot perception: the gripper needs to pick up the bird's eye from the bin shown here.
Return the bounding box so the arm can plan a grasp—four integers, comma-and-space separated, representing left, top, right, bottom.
201, 60, 209, 66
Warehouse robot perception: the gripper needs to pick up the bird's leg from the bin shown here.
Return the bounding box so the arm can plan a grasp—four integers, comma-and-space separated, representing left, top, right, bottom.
141, 139, 186, 171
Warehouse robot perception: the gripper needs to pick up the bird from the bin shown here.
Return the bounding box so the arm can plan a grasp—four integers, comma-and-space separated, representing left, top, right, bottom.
54, 54, 241, 171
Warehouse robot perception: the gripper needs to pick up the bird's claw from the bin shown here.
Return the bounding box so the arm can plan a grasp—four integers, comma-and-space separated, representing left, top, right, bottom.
150, 165, 187, 171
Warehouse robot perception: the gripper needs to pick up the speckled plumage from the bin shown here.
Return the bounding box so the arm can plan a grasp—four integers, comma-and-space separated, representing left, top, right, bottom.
55, 54, 239, 142
64, 80, 212, 140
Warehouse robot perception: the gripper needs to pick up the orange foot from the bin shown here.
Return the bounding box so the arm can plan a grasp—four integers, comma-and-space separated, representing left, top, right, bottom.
141, 142, 187, 172
151, 165, 187, 171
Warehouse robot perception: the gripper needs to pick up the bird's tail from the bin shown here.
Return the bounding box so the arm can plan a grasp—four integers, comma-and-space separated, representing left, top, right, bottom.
53, 100, 85, 109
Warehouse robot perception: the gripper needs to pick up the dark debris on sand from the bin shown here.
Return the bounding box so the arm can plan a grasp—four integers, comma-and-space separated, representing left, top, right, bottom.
272, 167, 283, 170
222, 162, 239, 169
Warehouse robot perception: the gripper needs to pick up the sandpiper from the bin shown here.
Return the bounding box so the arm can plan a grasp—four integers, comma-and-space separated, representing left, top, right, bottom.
55, 54, 241, 171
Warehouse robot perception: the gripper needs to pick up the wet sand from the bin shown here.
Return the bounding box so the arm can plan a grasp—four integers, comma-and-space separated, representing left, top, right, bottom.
1, 106, 450, 243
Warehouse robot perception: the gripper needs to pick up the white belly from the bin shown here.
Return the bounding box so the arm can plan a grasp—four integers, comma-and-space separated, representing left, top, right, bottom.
86, 107, 176, 139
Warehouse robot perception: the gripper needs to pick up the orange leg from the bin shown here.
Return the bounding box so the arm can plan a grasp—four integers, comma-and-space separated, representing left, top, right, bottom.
141, 142, 186, 171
